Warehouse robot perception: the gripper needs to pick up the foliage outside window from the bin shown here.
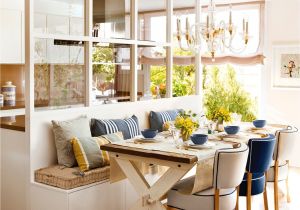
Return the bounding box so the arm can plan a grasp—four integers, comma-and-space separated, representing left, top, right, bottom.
172, 48, 195, 97
149, 48, 196, 97
203, 65, 257, 122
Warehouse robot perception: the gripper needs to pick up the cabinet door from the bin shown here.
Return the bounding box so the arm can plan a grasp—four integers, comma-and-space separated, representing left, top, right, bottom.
0, 9, 24, 64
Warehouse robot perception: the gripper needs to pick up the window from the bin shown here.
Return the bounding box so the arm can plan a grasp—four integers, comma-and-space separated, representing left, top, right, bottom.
137, 46, 166, 100
34, 39, 85, 108
92, 44, 132, 104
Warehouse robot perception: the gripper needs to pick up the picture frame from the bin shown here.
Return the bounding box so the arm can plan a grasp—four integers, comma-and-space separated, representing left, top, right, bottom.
273, 45, 300, 88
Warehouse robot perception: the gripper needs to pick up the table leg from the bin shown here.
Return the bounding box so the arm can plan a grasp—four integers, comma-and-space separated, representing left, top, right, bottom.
115, 158, 191, 210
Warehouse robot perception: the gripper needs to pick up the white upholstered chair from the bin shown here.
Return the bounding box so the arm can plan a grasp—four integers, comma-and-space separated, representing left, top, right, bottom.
267, 126, 298, 210
167, 143, 249, 210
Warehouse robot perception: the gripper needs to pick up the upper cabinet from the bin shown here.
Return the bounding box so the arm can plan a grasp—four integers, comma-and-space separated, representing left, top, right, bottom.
0, 0, 24, 64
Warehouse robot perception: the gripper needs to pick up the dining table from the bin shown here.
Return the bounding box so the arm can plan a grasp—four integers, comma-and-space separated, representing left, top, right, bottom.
100, 123, 287, 210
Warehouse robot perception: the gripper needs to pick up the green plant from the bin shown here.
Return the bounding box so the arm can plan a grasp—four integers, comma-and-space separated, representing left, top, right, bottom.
92, 47, 115, 82
203, 65, 257, 122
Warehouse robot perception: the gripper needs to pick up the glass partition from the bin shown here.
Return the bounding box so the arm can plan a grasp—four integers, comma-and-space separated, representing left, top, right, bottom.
138, 0, 166, 43
34, 38, 85, 108
137, 46, 166, 100
93, 0, 131, 39
92, 44, 131, 104
34, 0, 85, 36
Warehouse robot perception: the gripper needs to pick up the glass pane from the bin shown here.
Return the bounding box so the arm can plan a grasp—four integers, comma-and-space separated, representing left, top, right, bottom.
203, 64, 260, 121
138, 0, 166, 42
172, 49, 196, 97
137, 46, 166, 100
93, 0, 130, 39
34, 0, 85, 36
173, 1, 196, 97
92, 44, 131, 104
34, 38, 85, 109
173, 0, 195, 49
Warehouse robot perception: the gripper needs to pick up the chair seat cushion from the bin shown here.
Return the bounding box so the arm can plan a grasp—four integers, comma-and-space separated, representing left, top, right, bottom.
168, 187, 236, 210
239, 172, 265, 196
267, 161, 288, 182
34, 165, 110, 190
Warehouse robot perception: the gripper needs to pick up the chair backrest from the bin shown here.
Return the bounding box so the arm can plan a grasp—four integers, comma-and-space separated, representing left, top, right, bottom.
274, 126, 298, 161
213, 143, 249, 189
246, 134, 276, 173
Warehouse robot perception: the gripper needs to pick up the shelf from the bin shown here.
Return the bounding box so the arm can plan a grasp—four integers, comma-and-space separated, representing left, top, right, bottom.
34, 33, 90, 41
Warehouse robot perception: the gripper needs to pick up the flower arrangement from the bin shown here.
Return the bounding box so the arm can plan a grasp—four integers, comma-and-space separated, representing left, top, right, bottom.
206, 107, 232, 132
206, 107, 232, 123
174, 110, 199, 141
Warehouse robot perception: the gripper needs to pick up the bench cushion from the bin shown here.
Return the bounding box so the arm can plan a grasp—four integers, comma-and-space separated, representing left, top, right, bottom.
34, 165, 110, 190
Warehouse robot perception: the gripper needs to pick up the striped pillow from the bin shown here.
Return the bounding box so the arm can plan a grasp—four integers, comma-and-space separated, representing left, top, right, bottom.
91, 115, 140, 139
149, 109, 182, 132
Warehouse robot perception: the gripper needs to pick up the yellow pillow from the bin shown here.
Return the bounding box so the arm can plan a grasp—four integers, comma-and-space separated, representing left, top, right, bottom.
71, 137, 110, 172
71, 132, 124, 172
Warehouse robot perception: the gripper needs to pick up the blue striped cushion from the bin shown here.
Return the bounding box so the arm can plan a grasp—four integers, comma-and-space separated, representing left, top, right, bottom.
149, 109, 182, 132
91, 115, 140, 139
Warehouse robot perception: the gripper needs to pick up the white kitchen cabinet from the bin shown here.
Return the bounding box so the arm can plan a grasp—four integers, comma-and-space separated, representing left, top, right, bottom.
0, 9, 24, 64
1, 128, 27, 210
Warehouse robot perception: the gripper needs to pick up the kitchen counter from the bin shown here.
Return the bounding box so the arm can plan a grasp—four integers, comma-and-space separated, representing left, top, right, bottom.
0, 115, 25, 132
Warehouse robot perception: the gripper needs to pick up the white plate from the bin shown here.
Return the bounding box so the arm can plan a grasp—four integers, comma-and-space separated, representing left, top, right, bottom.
189, 141, 216, 149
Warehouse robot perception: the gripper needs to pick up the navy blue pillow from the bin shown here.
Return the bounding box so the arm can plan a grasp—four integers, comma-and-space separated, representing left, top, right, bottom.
149, 109, 182, 132
91, 115, 140, 140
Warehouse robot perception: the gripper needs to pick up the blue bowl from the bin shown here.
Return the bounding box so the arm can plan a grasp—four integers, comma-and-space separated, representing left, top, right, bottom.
224, 126, 240, 135
253, 120, 267, 128
191, 134, 208, 145
141, 129, 158, 138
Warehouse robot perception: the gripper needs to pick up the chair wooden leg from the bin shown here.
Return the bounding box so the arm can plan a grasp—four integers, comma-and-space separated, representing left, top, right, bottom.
235, 186, 240, 210
263, 172, 269, 210
274, 161, 279, 210
286, 160, 291, 203
247, 173, 252, 210
214, 189, 220, 210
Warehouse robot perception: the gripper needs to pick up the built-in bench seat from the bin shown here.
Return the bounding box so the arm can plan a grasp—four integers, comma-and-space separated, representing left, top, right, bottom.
34, 165, 110, 190
29, 96, 201, 210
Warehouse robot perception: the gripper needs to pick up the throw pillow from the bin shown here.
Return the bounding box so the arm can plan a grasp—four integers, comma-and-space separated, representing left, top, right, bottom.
71, 132, 124, 172
149, 109, 182, 132
52, 116, 91, 167
90, 115, 140, 139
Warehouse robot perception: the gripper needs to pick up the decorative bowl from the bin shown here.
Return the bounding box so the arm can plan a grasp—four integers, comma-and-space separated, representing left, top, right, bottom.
224, 126, 240, 135
191, 134, 208, 145
141, 129, 158, 139
253, 120, 267, 128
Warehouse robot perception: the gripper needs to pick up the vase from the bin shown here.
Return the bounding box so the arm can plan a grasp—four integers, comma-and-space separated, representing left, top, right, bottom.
216, 120, 224, 132
181, 129, 191, 142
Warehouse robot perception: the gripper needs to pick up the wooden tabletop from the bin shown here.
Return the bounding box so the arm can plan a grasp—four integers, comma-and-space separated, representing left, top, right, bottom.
101, 143, 198, 164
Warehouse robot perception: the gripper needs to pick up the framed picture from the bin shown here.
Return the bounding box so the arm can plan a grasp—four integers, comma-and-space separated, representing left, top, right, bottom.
273, 45, 300, 88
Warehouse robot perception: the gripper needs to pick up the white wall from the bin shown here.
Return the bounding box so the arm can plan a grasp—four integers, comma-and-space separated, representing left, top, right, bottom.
263, 0, 300, 167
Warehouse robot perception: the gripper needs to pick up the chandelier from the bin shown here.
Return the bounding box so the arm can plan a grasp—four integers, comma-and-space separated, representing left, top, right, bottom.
176, 0, 250, 61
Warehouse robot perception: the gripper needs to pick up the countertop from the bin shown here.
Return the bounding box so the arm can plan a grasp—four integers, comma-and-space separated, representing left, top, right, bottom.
0, 115, 25, 132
